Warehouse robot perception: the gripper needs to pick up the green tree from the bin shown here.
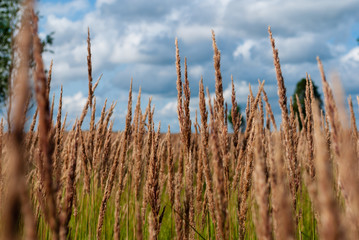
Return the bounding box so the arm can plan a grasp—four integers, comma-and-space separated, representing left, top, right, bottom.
0, 0, 53, 104
228, 104, 246, 132
292, 78, 323, 128
0, 0, 20, 103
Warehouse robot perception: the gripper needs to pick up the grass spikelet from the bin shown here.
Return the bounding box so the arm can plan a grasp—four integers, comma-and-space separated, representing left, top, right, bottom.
312, 98, 343, 240
87, 27, 93, 108
253, 116, 272, 240
60, 123, 79, 240
269, 133, 295, 240
147, 122, 162, 239
208, 94, 228, 239
211, 30, 225, 123
268, 27, 299, 208
3, 2, 37, 238
32, 8, 60, 239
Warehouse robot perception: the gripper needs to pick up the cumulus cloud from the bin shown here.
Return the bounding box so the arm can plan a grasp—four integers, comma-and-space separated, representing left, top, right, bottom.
341, 47, 359, 63
96, 0, 116, 8
38, 0, 90, 18
63, 92, 87, 116
159, 101, 177, 117
176, 25, 213, 44
337, 47, 359, 91
37, 0, 359, 131
223, 0, 359, 38
233, 40, 256, 60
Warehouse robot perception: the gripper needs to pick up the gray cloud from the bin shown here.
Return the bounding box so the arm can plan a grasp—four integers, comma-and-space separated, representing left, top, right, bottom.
38, 0, 359, 131
223, 0, 359, 38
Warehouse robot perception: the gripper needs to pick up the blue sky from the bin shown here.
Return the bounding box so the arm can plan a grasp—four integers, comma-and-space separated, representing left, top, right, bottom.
36, 0, 359, 132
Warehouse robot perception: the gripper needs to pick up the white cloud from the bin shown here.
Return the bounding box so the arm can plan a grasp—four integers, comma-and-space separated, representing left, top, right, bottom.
63, 92, 87, 116
96, 0, 116, 8
223, 80, 255, 104
341, 47, 359, 63
223, 0, 359, 38
233, 40, 255, 60
337, 47, 359, 90
159, 101, 177, 117
38, 0, 89, 17
110, 33, 145, 64
189, 65, 204, 80
273, 33, 332, 63
38, 0, 359, 131
176, 25, 212, 44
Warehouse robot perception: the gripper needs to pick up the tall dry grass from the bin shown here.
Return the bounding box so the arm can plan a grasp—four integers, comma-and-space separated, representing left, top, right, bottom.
1, 3, 359, 239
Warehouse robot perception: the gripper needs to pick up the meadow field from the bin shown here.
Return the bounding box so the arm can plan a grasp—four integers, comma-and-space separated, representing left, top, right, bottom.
1, 1, 359, 240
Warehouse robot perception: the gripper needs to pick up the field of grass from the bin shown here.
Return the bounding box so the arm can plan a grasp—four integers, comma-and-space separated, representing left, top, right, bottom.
1, 1, 359, 240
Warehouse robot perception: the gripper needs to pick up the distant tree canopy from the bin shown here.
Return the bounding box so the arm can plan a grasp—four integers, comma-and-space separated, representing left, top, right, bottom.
227, 104, 246, 132
0, 0, 20, 103
292, 78, 323, 128
0, 0, 54, 104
